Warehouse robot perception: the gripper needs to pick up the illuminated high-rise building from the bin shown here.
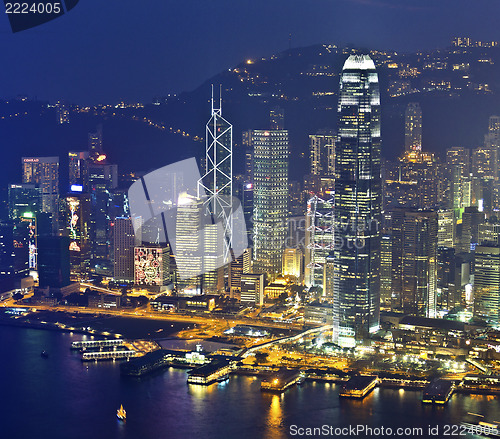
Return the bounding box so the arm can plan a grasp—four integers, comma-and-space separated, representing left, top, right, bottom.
134, 246, 170, 288
22, 157, 59, 230
113, 217, 138, 282
390, 208, 438, 317
483, 116, 500, 210
174, 194, 203, 291
252, 112, 289, 279
282, 248, 302, 281
332, 55, 381, 346
198, 86, 233, 270
242, 130, 254, 182
380, 234, 392, 307
478, 221, 500, 245
88, 124, 103, 154
64, 191, 91, 276
446, 146, 470, 176
401, 211, 438, 317
8, 184, 41, 220
197, 87, 234, 292
323, 251, 335, 300
437, 246, 457, 312
229, 248, 251, 297
459, 206, 485, 252
437, 209, 455, 248
87, 163, 118, 267
309, 129, 335, 176
398, 151, 438, 209
240, 273, 265, 306
305, 194, 334, 289
474, 244, 500, 326
404, 102, 422, 152
472, 146, 496, 181
68, 151, 89, 188
0, 222, 15, 285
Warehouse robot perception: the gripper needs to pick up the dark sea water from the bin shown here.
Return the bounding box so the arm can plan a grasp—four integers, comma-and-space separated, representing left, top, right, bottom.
1, 326, 499, 439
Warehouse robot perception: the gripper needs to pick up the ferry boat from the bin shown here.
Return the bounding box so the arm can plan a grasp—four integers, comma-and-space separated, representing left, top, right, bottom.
461, 413, 500, 438
261, 369, 301, 393
422, 379, 455, 404
297, 373, 307, 385
117, 404, 126, 421
339, 375, 378, 398
217, 373, 230, 383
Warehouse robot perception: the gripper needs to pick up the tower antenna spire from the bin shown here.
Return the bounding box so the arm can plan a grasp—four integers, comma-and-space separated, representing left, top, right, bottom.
219, 84, 222, 115
211, 84, 214, 115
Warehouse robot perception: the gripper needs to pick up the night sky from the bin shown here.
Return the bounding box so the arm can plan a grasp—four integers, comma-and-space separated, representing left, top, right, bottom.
1, 0, 500, 104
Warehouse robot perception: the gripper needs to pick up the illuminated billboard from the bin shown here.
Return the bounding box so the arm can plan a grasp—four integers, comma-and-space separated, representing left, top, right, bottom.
134, 247, 168, 286
68, 197, 81, 252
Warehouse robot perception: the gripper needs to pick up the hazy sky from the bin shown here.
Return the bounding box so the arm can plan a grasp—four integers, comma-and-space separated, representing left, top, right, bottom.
1, 0, 499, 104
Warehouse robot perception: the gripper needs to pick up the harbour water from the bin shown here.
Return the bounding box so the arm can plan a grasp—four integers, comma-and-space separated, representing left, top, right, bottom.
1, 326, 499, 439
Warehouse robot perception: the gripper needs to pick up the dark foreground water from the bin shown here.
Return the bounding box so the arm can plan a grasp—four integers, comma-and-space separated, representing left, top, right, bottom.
0, 326, 499, 439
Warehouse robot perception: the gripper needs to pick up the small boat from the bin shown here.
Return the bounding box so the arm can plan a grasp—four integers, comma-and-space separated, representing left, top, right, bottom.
297, 373, 307, 385
117, 404, 126, 421
217, 373, 230, 383
41, 350, 49, 358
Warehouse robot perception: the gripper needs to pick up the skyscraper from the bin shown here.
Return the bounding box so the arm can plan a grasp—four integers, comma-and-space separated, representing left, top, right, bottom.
229, 248, 251, 297
8, 184, 41, 220
446, 146, 471, 211
64, 192, 91, 276
390, 208, 438, 317
401, 211, 438, 318
437, 246, 457, 312
22, 157, 59, 229
437, 209, 455, 247
240, 273, 265, 306
134, 246, 170, 288
333, 54, 382, 346
309, 129, 335, 176
38, 235, 71, 289
174, 193, 204, 291
87, 162, 118, 266
198, 86, 233, 267
68, 151, 89, 188
404, 102, 422, 152
474, 244, 500, 326
282, 247, 302, 281
88, 124, 104, 154
113, 217, 138, 282
305, 194, 334, 289
252, 113, 289, 279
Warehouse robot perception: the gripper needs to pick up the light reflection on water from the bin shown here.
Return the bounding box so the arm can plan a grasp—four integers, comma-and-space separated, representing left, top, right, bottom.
1, 326, 500, 439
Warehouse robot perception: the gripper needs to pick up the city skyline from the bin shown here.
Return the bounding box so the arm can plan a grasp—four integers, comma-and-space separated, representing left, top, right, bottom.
3, 2, 500, 435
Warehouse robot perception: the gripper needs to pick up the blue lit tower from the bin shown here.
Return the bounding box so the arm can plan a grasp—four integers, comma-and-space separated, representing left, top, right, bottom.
333, 54, 382, 346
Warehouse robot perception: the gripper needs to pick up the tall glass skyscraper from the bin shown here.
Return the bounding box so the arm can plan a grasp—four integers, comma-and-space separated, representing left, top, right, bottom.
252, 127, 289, 278
333, 54, 382, 347
404, 102, 422, 152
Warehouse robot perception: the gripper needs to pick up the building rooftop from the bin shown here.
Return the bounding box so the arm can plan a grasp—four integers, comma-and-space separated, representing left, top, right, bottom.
399, 316, 465, 331
343, 54, 376, 71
